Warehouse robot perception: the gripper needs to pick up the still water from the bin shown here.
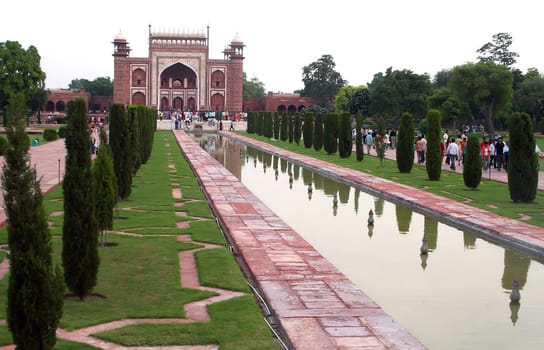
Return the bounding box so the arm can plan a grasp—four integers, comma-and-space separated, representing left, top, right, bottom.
196, 134, 544, 350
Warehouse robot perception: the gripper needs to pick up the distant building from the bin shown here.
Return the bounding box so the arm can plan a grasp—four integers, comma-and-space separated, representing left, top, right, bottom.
244, 91, 313, 113
42, 88, 111, 122
112, 25, 244, 114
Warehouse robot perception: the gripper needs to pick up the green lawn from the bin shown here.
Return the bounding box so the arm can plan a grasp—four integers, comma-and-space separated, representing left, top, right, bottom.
238, 131, 544, 228
0, 131, 278, 349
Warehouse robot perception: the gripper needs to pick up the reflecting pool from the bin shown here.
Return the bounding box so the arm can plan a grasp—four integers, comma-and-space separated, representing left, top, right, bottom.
195, 134, 544, 350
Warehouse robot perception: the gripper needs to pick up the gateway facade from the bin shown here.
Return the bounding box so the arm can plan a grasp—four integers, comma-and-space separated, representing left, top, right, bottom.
112, 26, 244, 114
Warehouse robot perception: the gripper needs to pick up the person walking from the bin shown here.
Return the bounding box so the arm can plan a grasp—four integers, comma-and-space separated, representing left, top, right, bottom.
446, 138, 460, 171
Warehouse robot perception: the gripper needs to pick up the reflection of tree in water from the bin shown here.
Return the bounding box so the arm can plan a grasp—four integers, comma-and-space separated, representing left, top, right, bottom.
509, 300, 520, 325
293, 164, 300, 180
313, 171, 324, 191
424, 216, 438, 250
463, 231, 477, 249
338, 183, 350, 204
280, 158, 287, 173
374, 197, 384, 217
272, 155, 278, 171
302, 167, 313, 186
354, 189, 360, 214
322, 177, 339, 196
396, 205, 412, 234
287, 162, 292, 176
262, 152, 272, 168
501, 249, 530, 290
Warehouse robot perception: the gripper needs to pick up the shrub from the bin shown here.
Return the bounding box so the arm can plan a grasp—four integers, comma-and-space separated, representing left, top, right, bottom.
323, 112, 338, 155
0, 135, 8, 155
43, 128, 58, 141
338, 112, 352, 158
58, 126, 67, 138
397, 112, 415, 172
463, 134, 483, 189
425, 109, 442, 180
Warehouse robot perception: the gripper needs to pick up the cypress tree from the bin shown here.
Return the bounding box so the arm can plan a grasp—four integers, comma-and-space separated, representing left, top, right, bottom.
93, 128, 117, 246
280, 112, 288, 141
128, 105, 141, 175
324, 112, 338, 155
425, 109, 442, 180
273, 112, 280, 140
63, 97, 99, 300
355, 113, 364, 161
109, 103, 133, 200
247, 111, 255, 134
294, 112, 302, 145
259, 112, 265, 136
265, 112, 273, 138
3, 92, 63, 349
303, 113, 314, 148
508, 112, 538, 202
313, 113, 324, 151
288, 114, 294, 143
396, 112, 415, 172
463, 134, 483, 189
338, 112, 352, 158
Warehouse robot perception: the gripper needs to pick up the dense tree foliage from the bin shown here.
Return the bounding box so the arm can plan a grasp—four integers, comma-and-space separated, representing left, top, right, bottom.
334, 85, 367, 114
69, 77, 113, 96
368, 67, 432, 124
0, 41, 47, 125
477, 32, 519, 68
303, 113, 314, 148
280, 112, 288, 141
294, 113, 302, 145
425, 109, 442, 180
109, 103, 133, 200
507, 112, 538, 202
93, 128, 116, 246
301, 54, 346, 110
449, 62, 513, 135
428, 87, 469, 130
63, 97, 99, 300
355, 114, 364, 161
349, 87, 370, 116
273, 112, 280, 139
463, 134, 483, 189
323, 113, 338, 155
313, 113, 324, 151
396, 112, 415, 172
514, 70, 544, 131
338, 112, 352, 158
242, 72, 266, 98
128, 106, 141, 174
3, 92, 63, 349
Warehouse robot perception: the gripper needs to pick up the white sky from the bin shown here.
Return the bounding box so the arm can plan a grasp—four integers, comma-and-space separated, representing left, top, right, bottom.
1, 0, 542, 93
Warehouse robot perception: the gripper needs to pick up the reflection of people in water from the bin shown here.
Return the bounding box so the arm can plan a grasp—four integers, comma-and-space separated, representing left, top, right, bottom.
219, 121, 223, 130
230, 122, 234, 131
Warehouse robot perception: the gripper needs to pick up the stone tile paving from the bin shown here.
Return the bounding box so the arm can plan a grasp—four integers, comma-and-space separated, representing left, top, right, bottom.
223, 132, 544, 261
173, 130, 427, 350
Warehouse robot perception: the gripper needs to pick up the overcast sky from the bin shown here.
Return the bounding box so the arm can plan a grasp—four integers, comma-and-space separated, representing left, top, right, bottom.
2, 0, 541, 93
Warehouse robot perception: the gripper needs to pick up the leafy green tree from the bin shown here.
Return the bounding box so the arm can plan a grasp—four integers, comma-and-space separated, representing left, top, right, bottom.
109, 103, 133, 200
63, 97, 99, 300
280, 112, 288, 141
507, 112, 538, 202
303, 113, 314, 148
432, 69, 452, 89
428, 87, 469, 130
425, 109, 442, 180
294, 113, 302, 145
338, 112, 352, 158
514, 71, 544, 131
397, 112, 415, 172
313, 113, 324, 151
3, 92, 63, 349
242, 72, 266, 99
69, 77, 113, 96
335, 85, 367, 114
463, 134, 483, 189
0, 41, 47, 126
348, 87, 370, 116
93, 128, 117, 246
477, 32, 519, 68
323, 112, 338, 155
368, 67, 432, 123
301, 54, 346, 110
355, 113, 364, 161
449, 62, 513, 135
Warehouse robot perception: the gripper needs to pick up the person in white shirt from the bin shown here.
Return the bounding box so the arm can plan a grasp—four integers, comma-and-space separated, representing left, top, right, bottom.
446, 138, 460, 171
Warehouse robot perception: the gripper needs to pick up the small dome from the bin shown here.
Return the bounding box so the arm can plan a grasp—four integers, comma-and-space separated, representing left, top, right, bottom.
231, 33, 243, 44
114, 31, 126, 42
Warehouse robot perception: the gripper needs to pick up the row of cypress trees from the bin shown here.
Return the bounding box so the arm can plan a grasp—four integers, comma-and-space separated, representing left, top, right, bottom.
2, 96, 157, 348
248, 109, 539, 203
